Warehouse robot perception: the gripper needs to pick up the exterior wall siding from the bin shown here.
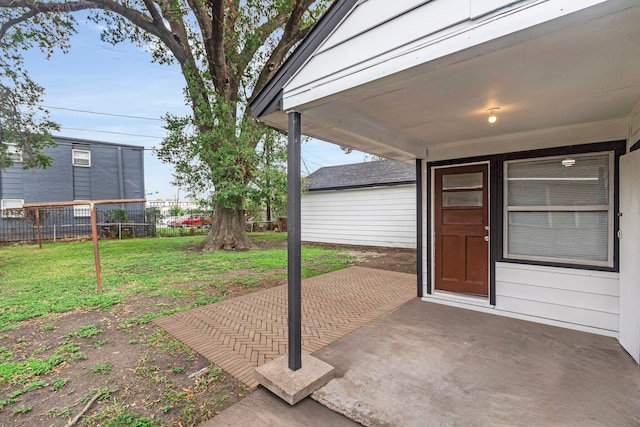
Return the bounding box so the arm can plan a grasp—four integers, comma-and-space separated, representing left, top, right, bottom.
495, 263, 620, 333
122, 147, 144, 201
301, 184, 416, 248
0, 165, 24, 199
22, 144, 74, 203
73, 167, 92, 200
0, 137, 145, 225
90, 145, 120, 201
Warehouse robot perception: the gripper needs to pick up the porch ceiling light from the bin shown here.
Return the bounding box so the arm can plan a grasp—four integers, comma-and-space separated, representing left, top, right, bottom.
487, 107, 500, 124
562, 158, 576, 167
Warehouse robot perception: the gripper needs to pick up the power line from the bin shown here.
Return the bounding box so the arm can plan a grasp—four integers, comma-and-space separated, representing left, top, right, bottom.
303, 149, 331, 165
42, 105, 165, 121
61, 127, 164, 139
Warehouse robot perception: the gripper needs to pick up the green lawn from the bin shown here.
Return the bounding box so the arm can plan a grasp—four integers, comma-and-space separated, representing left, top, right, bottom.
0, 233, 349, 331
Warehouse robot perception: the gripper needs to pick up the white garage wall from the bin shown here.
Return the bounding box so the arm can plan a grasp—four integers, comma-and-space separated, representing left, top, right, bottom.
301, 184, 416, 248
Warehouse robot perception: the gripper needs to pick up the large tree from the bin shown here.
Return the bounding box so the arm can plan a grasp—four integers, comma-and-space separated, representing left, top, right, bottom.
0, 0, 331, 250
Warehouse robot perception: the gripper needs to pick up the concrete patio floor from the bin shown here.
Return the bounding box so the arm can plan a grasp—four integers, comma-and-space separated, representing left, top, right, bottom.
155, 266, 640, 426
312, 299, 640, 426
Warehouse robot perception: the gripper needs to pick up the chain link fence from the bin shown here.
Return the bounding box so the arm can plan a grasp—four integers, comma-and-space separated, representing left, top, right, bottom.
0, 207, 158, 245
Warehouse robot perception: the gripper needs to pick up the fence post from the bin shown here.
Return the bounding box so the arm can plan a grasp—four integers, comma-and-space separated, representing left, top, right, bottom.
90, 203, 103, 293
34, 208, 43, 249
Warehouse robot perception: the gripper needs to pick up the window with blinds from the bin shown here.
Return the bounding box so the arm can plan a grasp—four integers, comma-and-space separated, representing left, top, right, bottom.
504, 152, 613, 267
72, 149, 91, 167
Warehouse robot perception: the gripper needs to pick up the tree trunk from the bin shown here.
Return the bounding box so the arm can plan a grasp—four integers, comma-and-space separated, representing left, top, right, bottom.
200, 205, 255, 251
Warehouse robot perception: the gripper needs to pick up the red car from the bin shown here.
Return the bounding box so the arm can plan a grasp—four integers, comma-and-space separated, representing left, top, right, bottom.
168, 214, 212, 228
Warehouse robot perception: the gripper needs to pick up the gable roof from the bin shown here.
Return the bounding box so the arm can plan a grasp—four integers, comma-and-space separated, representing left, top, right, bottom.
250, 0, 355, 118
305, 159, 415, 191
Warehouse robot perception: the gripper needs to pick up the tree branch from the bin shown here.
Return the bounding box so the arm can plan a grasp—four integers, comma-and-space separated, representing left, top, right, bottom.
140, 0, 164, 27
209, 0, 229, 99
0, 8, 37, 39
249, 0, 316, 101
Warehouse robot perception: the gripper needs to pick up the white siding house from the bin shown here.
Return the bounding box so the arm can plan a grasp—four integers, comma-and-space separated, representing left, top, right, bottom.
252, 0, 640, 363
302, 160, 416, 248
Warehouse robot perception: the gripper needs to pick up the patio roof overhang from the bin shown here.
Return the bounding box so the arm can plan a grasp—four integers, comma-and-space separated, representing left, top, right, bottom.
254, 0, 640, 162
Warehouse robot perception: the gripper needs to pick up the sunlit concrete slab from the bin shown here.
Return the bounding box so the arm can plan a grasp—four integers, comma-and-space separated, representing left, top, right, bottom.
312, 299, 640, 426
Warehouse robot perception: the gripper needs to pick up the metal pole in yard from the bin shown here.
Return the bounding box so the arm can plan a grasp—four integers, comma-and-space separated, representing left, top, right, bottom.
287, 110, 302, 371
89, 203, 103, 293
34, 208, 43, 249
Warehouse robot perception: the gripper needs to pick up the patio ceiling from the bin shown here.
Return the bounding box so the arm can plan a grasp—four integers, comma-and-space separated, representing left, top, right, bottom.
260, 0, 640, 162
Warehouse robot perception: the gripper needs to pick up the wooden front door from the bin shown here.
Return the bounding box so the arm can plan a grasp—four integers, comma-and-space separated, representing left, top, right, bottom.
434, 164, 489, 296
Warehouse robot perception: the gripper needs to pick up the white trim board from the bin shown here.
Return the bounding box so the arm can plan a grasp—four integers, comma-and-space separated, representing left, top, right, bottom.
420, 296, 618, 339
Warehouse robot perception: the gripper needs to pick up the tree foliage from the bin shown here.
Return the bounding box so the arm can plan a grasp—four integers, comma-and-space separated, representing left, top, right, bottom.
0, 0, 331, 249
0, 7, 68, 168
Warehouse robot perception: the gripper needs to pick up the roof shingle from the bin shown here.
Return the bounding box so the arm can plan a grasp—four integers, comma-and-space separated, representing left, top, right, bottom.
305, 160, 415, 191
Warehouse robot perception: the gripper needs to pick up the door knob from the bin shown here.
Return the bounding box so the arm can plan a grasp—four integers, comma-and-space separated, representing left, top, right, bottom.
484, 235, 489, 242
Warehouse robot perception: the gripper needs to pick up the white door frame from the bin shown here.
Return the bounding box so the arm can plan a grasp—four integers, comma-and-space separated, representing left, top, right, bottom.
429, 161, 491, 302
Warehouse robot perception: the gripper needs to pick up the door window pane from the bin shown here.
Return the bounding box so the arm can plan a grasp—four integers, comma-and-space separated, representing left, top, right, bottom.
442, 173, 483, 190
443, 191, 482, 207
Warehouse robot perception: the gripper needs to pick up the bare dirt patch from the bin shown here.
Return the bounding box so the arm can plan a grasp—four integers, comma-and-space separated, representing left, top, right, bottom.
0, 240, 415, 426
308, 242, 417, 274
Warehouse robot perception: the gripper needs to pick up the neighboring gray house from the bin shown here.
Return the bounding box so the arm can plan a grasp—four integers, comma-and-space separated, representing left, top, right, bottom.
302, 160, 416, 248
0, 136, 145, 239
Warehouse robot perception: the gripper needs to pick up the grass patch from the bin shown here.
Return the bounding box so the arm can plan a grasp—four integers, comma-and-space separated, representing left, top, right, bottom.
0, 355, 64, 383
84, 402, 162, 427
0, 379, 46, 409
49, 377, 69, 392
249, 232, 287, 243
46, 406, 72, 418
0, 234, 350, 330
11, 404, 32, 415
55, 338, 87, 361
147, 329, 195, 357
91, 362, 112, 375
66, 324, 102, 339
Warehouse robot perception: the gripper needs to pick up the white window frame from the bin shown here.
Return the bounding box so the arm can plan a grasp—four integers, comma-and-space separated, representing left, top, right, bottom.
503, 151, 614, 268
72, 149, 91, 167
1, 199, 25, 218
2, 142, 22, 163
73, 204, 91, 217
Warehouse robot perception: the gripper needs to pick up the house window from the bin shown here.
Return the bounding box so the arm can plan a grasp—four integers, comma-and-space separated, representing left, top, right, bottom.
504, 152, 613, 267
1, 199, 25, 218
2, 142, 22, 163
73, 204, 91, 217
72, 149, 91, 167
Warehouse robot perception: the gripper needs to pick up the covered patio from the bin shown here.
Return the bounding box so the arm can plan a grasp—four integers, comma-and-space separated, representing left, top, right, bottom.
250, 0, 640, 386
150, 263, 640, 425
205, 294, 640, 426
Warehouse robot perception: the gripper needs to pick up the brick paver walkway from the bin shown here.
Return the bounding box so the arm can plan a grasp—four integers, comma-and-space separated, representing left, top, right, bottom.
152, 266, 415, 388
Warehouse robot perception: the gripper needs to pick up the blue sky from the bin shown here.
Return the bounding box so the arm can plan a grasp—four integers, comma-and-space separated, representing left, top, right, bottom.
22, 16, 367, 200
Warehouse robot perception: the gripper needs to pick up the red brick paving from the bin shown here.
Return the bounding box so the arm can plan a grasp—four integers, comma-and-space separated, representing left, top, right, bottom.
152, 266, 415, 388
